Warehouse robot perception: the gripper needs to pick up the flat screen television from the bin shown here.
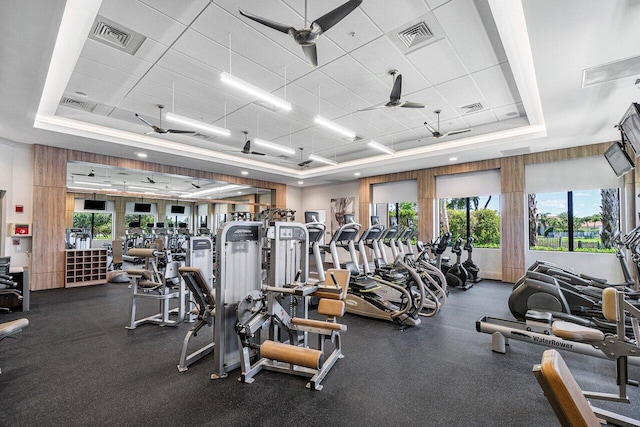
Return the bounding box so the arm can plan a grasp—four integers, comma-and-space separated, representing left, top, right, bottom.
155, 222, 165, 228
83, 199, 106, 211
604, 142, 634, 177
134, 203, 152, 213
170, 205, 186, 214
304, 211, 319, 223
129, 221, 141, 228
619, 102, 640, 155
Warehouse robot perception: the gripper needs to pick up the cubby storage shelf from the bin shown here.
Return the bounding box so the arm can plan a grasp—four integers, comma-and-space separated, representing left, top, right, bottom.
65, 248, 108, 288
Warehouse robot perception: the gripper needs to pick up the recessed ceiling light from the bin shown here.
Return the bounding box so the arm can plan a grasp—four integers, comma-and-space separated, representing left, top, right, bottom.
354, 172, 361, 176
449, 157, 458, 161
74, 91, 87, 97
298, 181, 304, 185
136, 152, 147, 158
241, 171, 249, 175
237, 191, 242, 194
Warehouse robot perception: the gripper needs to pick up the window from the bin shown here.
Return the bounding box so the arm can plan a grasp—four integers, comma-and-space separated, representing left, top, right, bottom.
438, 195, 500, 248
125, 214, 155, 229
73, 212, 113, 240
387, 201, 418, 228
528, 188, 619, 253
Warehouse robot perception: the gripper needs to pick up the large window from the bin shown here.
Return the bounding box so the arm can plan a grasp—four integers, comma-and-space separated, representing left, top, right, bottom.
125, 214, 155, 229
73, 212, 113, 240
528, 188, 619, 253
438, 195, 500, 248
388, 201, 418, 228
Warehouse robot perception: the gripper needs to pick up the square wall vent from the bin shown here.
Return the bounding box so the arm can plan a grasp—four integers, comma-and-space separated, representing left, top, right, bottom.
458, 102, 484, 114
88, 16, 145, 55
60, 97, 97, 112
397, 21, 434, 48
387, 12, 444, 54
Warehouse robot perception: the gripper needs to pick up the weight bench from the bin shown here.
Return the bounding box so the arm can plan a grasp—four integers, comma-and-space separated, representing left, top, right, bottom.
177, 266, 215, 372
534, 349, 639, 427
0, 318, 29, 374
126, 248, 184, 329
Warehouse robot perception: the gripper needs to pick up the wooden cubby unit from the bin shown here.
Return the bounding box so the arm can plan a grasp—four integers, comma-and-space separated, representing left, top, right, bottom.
65, 248, 108, 287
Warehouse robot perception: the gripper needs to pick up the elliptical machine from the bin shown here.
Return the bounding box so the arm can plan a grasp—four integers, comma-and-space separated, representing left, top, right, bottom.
434, 233, 472, 290
462, 237, 482, 283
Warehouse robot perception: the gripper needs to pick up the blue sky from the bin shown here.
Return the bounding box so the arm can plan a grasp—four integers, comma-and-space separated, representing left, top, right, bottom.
534, 190, 603, 217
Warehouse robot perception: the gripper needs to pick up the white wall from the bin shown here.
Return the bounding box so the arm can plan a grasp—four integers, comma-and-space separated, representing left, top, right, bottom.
525, 250, 624, 283
285, 185, 302, 220
0, 139, 33, 268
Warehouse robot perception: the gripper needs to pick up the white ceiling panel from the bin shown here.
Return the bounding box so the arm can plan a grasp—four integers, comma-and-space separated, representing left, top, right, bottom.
320, 55, 388, 106
350, 36, 428, 95
97, 0, 187, 46
138, 0, 211, 25
134, 38, 169, 64
461, 110, 497, 127
472, 62, 520, 108
359, 0, 431, 33
73, 57, 139, 90
433, 0, 506, 73
409, 87, 460, 121
79, 39, 153, 77
170, 29, 229, 75
493, 103, 526, 122
406, 39, 468, 86
323, 8, 384, 53
433, 75, 484, 110
426, 0, 452, 10
66, 73, 131, 107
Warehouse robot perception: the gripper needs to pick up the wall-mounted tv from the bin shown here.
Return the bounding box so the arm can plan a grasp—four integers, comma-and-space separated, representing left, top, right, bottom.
304, 211, 319, 223
170, 205, 186, 214
604, 142, 634, 178
619, 102, 640, 155
83, 199, 106, 211
134, 203, 152, 213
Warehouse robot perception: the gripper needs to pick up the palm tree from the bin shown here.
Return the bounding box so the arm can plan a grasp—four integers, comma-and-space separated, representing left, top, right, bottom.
528, 194, 539, 246
600, 189, 619, 248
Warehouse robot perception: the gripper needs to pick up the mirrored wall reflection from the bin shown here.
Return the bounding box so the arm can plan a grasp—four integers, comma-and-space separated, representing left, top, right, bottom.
66, 161, 272, 246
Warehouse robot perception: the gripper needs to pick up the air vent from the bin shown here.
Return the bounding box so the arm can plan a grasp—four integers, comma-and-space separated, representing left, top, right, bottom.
459, 102, 484, 114
60, 97, 97, 112
397, 21, 434, 48
582, 54, 640, 88
88, 16, 145, 55
500, 146, 531, 157
192, 132, 217, 141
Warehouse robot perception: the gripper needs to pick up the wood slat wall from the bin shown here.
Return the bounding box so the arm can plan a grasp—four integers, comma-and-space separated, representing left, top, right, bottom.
31, 145, 287, 290
356, 143, 615, 283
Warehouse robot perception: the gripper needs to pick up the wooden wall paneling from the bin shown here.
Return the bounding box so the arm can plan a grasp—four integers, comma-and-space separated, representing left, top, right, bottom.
431, 158, 501, 177
417, 170, 435, 242
65, 193, 75, 227
500, 156, 525, 283
34, 145, 67, 186
358, 179, 370, 227
523, 142, 609, 165
32, 186, 67, 290
114, 197, 126, 238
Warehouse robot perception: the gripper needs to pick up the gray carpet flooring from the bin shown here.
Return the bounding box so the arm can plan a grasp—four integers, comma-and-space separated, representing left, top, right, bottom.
1, 280, 638, 426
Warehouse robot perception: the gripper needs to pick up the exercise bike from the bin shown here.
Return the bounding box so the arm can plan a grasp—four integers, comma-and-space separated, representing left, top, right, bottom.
462, 237, 482, 283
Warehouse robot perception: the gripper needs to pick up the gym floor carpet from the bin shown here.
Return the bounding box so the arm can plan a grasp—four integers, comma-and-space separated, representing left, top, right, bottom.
0, 280, 638, 426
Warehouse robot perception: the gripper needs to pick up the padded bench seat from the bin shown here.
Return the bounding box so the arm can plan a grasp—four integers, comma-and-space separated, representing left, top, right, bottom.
551, 320, 605, 343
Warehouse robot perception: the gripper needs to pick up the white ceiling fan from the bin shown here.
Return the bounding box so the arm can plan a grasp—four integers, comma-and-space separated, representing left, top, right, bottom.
359, 70, 427, 111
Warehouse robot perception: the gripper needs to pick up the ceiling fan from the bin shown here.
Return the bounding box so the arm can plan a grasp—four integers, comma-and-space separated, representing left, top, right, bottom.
142, 175, 168, 185
281, 148, 312, 168
359, 70, 426, 111
191, 183, 201, 189
135, 105, 195, 135
239, 0, 362, 66
229, 131, 265, 156
71, 168, 95, 177
424, 110, 472, 138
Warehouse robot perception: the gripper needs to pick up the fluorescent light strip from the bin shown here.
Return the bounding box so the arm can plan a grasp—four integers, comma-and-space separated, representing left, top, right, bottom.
368, 140, 395, 155
220, 72, 291, 112
74, 181, 112, 187
186, 184, 247, 198
314, 115, 356, 140
127, 185, 156, 191
68, 186, 105, 192
253, 138, 296, 155
165, 112, 231, 137
309, 154, 338, 166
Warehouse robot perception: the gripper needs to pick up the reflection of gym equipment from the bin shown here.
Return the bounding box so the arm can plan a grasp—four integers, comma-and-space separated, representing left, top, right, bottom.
125, 248, 184, 329
0, 318, 29, 374
177, 267, 215, 372
534, 349, 640, 427
462, 237, 482, 283
65, 228, 91, 250
0, 257, 24, 313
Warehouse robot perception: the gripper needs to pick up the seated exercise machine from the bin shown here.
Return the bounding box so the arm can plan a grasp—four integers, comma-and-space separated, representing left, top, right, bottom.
0, 257, 25, 313
125, 248, 184, 329
0, 317, 28, 374
534, 349, 639, 427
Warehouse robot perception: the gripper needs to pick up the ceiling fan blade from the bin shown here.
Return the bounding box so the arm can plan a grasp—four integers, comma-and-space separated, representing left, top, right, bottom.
135, 113, 155, 128
423, 121, 438, 134
312, 0, 362, 33
390, 73, 402, 102
301, 44, 318, 66
239, 9, 293, 34
401, 101, 426, 108
298, 160, 312, 167
446, 128, 472, 136
358, 104, 385, 112
166, 129, 196, 134
251, 151, 266, 156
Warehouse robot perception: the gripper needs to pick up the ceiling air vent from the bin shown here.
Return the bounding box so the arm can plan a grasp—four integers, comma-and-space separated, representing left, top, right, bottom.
582, 54, 640, 88
60, 97, 97, 112
397, 21, 434, 48
88, 16, 145, 55
459, 102, 484, 114
500, 146, 531, 157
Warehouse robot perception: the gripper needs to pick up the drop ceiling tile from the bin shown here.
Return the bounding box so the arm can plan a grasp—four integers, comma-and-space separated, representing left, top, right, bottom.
408, 87, 460, 120
360, 0, 431, 33
73, 57, 139, 89
323, 9, 383, 53
350, 36, 430, 95
471, 62, 520, 108
493, 103, 525, 121
426, 0, 452, 10
320, 55, 388, 106
406, 39, 468, 86
170, 29, 229, 74
433, 0, 506, 73
135, 38, 168, 64
461, 110, 497, 127
79, 39, 153, 77
433, 75, 484, 110
66, 73, 131, 107
98, 0, 186, 45
294, 72, 351, 115
138, 0, 211, 25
